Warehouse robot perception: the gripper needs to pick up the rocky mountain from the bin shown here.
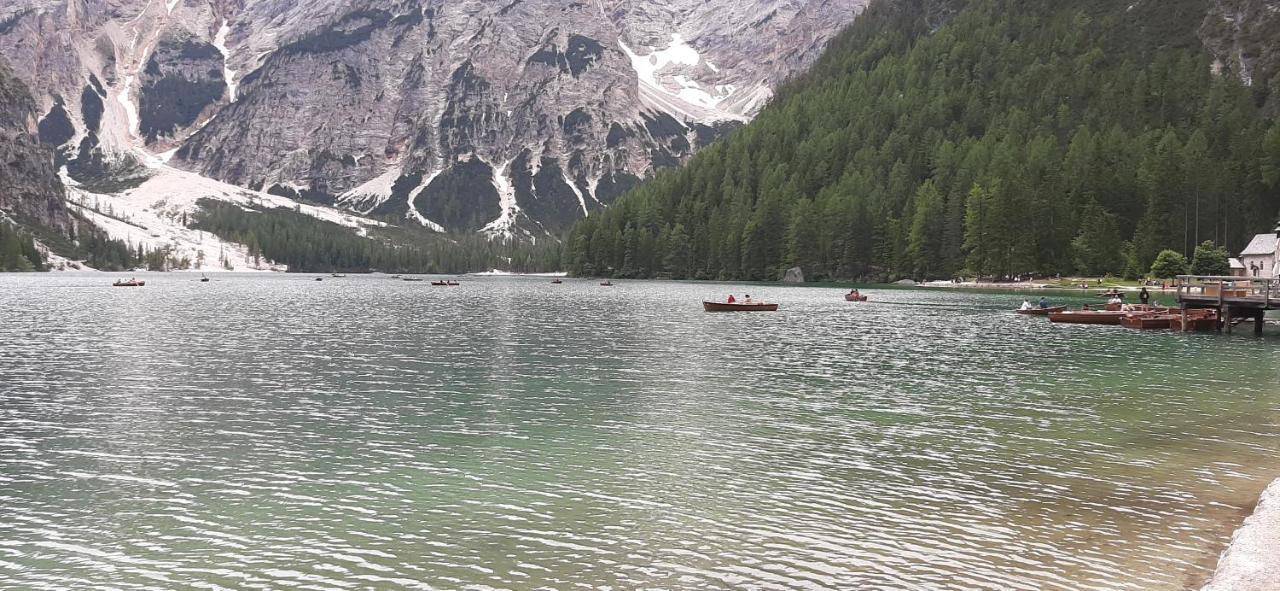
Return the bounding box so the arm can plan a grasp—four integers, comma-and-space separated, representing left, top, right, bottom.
0, 59, 74, 240
0, 0, 870, 242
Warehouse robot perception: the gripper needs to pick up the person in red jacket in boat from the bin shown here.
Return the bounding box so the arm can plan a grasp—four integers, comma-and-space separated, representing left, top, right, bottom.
727, 294, 736, 304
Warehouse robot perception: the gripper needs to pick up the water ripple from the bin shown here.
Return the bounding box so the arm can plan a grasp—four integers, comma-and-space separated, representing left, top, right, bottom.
1, 274, 1278, 589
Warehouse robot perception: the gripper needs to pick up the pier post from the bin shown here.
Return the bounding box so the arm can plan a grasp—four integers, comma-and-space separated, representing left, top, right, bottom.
1180, 306, 1188, 333
1256, 311, 1265, 337
1224, 307, 1233, 335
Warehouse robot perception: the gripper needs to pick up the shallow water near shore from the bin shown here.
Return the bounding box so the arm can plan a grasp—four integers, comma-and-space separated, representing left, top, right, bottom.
1, 273, 1278, 590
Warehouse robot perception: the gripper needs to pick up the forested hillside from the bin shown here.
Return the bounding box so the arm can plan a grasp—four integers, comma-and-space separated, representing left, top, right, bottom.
566, 0, 1280, 281
192, 201, 564, 274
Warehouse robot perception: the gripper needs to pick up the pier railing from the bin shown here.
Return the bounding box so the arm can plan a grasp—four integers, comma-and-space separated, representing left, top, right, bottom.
1175, 275, 1280, 308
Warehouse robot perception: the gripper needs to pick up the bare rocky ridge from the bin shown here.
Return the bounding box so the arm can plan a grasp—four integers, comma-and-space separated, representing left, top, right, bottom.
0, 58, 74, 238
0, 0, 869, 239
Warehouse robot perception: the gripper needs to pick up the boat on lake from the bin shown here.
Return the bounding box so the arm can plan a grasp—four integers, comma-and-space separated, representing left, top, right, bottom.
600, 281, 614, 287
1048, 305, 1166, 325
1170, 309, 1219, 331
1120, 313, 1179, 329
431, 280, 460, 286
1015, 305, 1067, 316
112, 279, 145, 287
200, 274, 210, 283
703, 301, 779, 312
551, 279, 563, 284
331, 273, 347, 278
1048, 310, 1128, 325
403, 277, 425, 282
845, 293, 868, 302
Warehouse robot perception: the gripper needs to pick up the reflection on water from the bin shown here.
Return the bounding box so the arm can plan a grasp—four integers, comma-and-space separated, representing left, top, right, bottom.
1, 274, 1278, 590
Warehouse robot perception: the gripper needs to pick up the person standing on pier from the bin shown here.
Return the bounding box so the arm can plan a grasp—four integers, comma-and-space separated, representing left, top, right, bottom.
1139, 287, 1150, 306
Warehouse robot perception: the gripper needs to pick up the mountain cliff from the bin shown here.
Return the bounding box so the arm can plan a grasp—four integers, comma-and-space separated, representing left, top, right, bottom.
0, 0, 868, 241
0, 59, 73, 239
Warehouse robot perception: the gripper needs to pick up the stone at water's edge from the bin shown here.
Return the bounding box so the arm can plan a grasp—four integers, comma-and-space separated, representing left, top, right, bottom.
782, 267, 805, 283
1202, 478, 1280, 591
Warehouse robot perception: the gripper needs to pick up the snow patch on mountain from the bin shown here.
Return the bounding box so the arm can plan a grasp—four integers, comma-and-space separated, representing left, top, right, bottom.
620, 34, 747, 123
481, 160, 526, 241
60, 155, 386, 271
213, 21, 238, 102
338, 167, 400, 212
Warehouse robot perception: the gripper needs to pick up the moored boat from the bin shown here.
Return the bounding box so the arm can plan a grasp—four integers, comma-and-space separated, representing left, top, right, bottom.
1169, 309, 1219, 332
703, 301, 779, 312
1015, 305, 1067, 316
1120, 313, 1178, 330
112, 279, 145, 287
1048, 310, 1128, 325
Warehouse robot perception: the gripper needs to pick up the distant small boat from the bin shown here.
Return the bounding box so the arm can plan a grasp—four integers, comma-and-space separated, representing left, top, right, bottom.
403, 277, 425, 282
845, 293, 868, 302
112, 279, 145, 287
390, 274, 403, 279
1015, 305, 1066, 316
551, 279, 563, 284
315, 277, 323, 282
703, 301, 779, 312
600, 281, 614, 287
200, 274, 210, 283
331, 273, 347, 278
431, 280, 461, 286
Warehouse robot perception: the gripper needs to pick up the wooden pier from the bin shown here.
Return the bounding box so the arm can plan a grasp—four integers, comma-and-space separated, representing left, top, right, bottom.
1175, 275, 1280, 335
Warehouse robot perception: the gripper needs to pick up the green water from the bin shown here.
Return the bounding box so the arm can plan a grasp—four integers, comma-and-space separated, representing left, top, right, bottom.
1, 274, 1277, 590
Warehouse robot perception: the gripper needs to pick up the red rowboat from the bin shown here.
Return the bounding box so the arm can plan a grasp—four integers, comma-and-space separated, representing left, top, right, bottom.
845, 293, 868, 302
703, 301, 779, 312
1048, 310, 1129, 325
112, 279, 145, 287
1015, 305, 1067, 316
1121, 314, 1178, 330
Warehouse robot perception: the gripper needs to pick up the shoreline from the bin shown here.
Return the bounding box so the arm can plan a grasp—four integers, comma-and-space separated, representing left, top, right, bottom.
1202, 477, 1280, 590
917, 280, 1179, 293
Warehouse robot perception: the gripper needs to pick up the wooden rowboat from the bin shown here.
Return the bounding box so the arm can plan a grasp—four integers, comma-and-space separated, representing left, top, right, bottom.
1120, 313, 1178, 330
1048, 310, 1129, 325
703, 301, 779, 312
112, 279, 145, 287
845, 293, 868, 302
1015, 305, 1067, 316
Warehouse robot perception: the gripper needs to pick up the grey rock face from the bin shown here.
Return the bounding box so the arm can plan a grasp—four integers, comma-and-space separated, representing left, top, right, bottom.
0, 58, 73, 238
1201, 0, 1280, 109
0, 0, 869, 239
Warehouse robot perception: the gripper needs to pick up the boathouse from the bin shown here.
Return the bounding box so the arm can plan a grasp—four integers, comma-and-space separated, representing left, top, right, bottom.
1239, 232, 1278, 278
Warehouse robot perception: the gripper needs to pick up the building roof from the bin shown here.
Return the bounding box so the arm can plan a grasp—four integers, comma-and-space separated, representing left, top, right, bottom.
1241, 233, 1279, 256
1230, 257, 1245, 269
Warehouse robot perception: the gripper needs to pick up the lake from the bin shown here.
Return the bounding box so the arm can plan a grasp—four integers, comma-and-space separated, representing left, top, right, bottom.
1, 274, 1278, 590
